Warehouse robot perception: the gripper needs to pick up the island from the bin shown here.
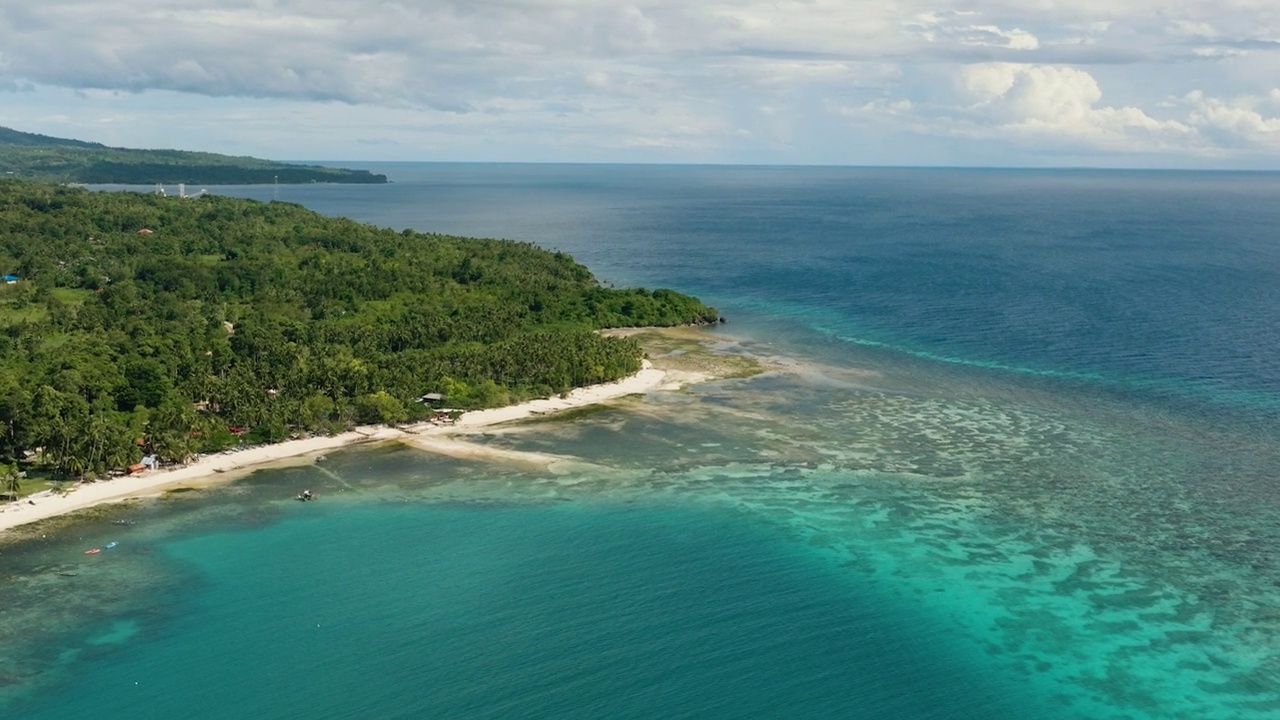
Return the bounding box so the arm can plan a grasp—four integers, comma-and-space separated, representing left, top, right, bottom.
0, 179, 719, 502
0, 126, 388, 185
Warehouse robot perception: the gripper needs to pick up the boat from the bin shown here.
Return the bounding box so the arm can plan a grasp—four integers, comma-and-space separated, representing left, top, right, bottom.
105, 542, 118, 549
85, 548, 101, 555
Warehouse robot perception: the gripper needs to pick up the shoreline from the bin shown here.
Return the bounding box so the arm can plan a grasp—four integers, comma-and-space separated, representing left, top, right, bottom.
0, 360, 668, 534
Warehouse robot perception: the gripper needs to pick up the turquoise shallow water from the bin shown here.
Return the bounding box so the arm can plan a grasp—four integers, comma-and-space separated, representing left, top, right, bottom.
7, 500, 1051, 719
10, 166, 1280, 717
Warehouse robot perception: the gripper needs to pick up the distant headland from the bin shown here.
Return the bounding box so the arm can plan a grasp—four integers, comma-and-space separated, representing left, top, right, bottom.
0, 126, 388, 185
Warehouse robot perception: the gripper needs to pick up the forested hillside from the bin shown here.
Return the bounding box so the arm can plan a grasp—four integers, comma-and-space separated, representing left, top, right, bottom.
0, 181, 718, 480
0, 126, 387, 184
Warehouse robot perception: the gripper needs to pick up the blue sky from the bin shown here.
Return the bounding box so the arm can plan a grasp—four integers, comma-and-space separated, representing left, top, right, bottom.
2, 1, 1279, 168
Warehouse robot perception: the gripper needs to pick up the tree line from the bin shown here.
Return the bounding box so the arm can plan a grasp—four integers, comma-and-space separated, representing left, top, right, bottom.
0, 125, 386, 184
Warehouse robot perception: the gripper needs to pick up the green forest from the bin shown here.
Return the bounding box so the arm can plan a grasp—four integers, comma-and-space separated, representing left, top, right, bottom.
0, 126, 386, 185
0, 180, 718, 489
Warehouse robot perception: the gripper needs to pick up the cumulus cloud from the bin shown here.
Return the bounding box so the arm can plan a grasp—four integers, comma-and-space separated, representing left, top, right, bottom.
847, 62, 1280, 159
1181, 89, 1280, 148
958, 63, 1186, 141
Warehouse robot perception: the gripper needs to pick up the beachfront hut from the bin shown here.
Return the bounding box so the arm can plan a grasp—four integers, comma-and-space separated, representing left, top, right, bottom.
417, 393, 446, 404
3, 274, 18, 284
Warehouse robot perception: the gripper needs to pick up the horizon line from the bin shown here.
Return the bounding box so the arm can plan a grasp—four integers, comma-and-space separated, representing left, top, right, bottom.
288, 160, 1280, 174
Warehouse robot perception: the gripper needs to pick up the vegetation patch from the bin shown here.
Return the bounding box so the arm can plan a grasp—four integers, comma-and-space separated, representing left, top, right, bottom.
0, 180, 717, 484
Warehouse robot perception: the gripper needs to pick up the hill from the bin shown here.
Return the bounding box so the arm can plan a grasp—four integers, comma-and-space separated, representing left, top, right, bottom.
0, 126, 387, 184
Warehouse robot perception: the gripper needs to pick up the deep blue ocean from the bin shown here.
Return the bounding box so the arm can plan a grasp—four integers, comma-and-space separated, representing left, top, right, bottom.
4, 165, 1280, 719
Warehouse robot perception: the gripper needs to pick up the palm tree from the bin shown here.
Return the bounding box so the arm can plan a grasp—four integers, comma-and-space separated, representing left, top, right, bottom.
149, 400, 198, 465
3, 463, 22, 499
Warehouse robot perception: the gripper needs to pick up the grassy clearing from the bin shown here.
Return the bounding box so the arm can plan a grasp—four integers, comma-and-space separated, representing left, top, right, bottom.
50, 287, 94, 306
2, 474, 67, 500
0, 303, 46, 326
0, 287, 93, 327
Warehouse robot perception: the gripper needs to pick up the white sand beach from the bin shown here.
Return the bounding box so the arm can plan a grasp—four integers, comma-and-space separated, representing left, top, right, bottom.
0, 361, 667, 533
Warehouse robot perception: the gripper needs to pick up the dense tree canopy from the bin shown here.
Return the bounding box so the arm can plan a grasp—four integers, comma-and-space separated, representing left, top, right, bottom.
0, 180, 718, 478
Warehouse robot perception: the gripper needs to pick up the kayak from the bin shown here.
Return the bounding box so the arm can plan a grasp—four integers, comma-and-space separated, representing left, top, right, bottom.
85, 548, 101, 555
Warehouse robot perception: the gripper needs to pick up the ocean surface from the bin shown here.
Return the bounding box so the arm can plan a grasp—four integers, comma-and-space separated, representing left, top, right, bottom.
5, 165, 1280, 718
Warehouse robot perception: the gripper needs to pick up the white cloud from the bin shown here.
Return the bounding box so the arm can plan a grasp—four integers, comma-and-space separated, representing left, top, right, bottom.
0, 1, 1279, 164
1167, 20, 1220, 39
847, 62, 1280, 159
961, 63, 1145, 134
1181, 89, 1280, 148
881, 62, 1191, 150
1191, 47, 1247, 58
907, 12, 1040, 50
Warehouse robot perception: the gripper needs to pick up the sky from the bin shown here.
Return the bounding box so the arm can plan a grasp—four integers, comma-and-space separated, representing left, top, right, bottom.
1, 1, 1279, 168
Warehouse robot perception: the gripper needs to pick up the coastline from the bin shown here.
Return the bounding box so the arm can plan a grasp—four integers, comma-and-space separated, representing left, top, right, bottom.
0, 360, 668, 534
